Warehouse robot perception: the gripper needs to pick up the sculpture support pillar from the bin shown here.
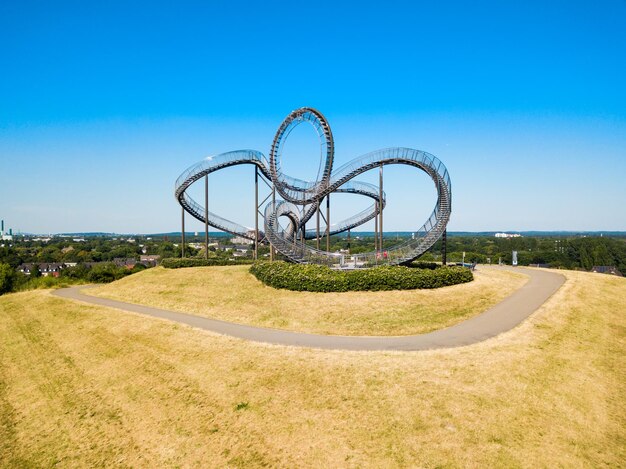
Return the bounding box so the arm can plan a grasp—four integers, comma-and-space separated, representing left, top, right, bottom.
374, 201, 378, 251
254, 167, 259, 260
181, 206, 186, 258
204, 175, 209, 259
326, 194, 330, 252
442, 229, 447, 266
270, 185, 276, 261
379, 164, 383, 251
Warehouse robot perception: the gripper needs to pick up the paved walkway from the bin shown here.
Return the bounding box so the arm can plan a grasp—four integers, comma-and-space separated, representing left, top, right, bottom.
52, 266, 565, 351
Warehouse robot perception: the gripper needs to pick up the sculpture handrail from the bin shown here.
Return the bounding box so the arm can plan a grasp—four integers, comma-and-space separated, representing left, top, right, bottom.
174, 151, 387, 243
175, 150, 270, 199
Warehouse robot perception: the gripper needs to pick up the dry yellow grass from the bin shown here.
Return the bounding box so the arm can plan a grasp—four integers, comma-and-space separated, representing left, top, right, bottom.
0, 269, 624, 467
88, 265, 527, 335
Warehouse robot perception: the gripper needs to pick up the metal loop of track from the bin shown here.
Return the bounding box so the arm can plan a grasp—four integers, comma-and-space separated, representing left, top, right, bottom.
175, 107, 452, 268
269, 107, 334, 205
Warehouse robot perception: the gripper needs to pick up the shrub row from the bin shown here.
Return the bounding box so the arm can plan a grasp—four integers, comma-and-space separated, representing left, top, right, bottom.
161, 258, 256, 269
405, 261, 440, 270
249, 261, 473, 292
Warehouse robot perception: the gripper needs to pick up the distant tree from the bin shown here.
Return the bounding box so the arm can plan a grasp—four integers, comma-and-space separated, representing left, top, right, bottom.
130, 263, 147, 273
87, 263, 120, 283
30, 264, 41, 278
578, 244, 593, 270
157, 242, 178, 258
60, 263, 91, 279
37, 246, 61, 263
592, 243, 613, 266
91, 251, 103, 262
0, 246, 21, 268
0, 263, 15, 294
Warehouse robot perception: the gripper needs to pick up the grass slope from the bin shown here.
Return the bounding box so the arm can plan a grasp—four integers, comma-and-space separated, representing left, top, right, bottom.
89, 265, 526, 336
0, 270, 624, 467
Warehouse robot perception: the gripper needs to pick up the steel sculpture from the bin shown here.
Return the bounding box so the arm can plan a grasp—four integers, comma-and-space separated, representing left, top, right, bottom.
174, 107, 451, 268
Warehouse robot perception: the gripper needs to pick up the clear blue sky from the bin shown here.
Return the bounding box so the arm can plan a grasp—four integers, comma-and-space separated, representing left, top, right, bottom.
1, 1, 625, 234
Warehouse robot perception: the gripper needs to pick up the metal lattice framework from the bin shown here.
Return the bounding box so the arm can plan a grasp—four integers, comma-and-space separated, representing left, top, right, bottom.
175, 107, 452, 268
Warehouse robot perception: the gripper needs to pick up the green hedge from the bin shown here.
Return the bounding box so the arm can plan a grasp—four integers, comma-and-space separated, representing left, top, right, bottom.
249, 261, 473, 292
406, 261, 440, 270
0, 263, 15, 295
161, 258, 256, 269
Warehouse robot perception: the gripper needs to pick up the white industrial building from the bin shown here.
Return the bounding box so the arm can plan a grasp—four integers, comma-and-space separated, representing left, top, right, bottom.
1, 219, 13, 241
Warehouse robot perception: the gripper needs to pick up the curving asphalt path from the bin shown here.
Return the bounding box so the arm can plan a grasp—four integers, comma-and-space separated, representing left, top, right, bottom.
52, 266, 565, 351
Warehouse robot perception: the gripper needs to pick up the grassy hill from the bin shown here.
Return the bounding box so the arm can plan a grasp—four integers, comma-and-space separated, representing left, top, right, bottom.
1, 269, 624, 467
88, 265, 526, 336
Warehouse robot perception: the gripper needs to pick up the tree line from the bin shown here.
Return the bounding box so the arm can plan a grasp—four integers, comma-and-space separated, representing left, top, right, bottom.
320, 234, 626, 273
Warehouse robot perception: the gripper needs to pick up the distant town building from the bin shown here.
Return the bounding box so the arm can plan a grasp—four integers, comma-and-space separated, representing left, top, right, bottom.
226, 244, 251, 257
140, 255, 161, 267
591, 266, 623, 277
495, 232, 522, 238
1, 219, 14, 241
17, 263, 66, 277
230, 235, 254, 245
113, 258, 137, 269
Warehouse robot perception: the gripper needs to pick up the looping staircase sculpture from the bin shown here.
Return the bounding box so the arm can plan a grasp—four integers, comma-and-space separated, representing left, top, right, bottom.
175, 107, 451, 268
